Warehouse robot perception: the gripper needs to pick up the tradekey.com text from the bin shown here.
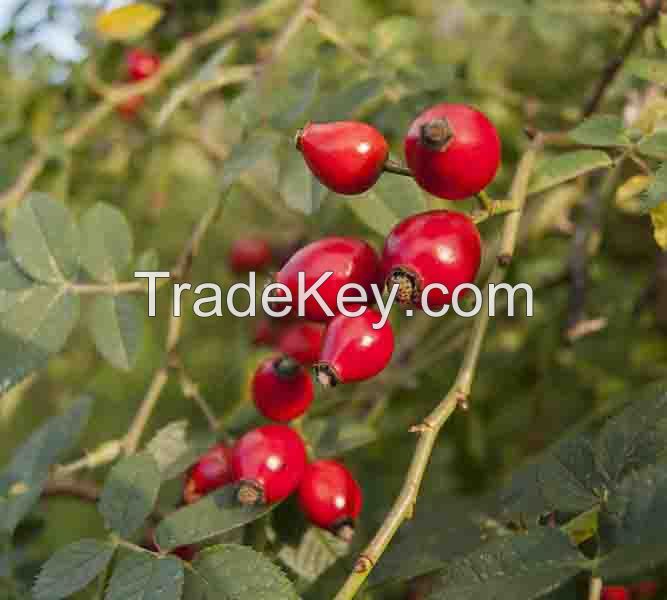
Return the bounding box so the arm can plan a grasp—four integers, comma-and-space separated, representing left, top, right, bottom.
134, 271, 534, 329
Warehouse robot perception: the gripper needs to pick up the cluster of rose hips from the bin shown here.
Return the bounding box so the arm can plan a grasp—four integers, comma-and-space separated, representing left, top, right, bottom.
117, 49, 161, 119
182, 104, 500, 552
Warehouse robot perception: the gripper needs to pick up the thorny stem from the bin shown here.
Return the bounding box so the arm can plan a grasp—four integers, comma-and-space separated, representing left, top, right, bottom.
0, 0, 297, 211
333, 136, 543, 600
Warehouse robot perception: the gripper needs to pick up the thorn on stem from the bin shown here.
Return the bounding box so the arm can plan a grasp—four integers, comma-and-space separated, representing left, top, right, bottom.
353, 555, 373, 573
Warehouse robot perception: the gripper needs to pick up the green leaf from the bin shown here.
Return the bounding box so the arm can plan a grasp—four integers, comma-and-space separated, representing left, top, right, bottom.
426, 528, 585, 600
221, 135, 279, 189
80, 203, 133, 282
369, 497, 494, 588
193, 544, 298, 600
98, 452, 161, 539
105, 553, 183, 600
347, 172, 427, 236
146, 421, 216, 479
470, 0, 535, 16
599, 463, 667, 578
313, 78, 384, 121
626, 58, 667, 86
154, 486, 274, 550
280, 150, 327, 215
8, 193, 79, 284
0, 257, 33, 313
278, 528, 348, 583
305, 417, 377, 458
638, 131, 667, 159
529, 150, 612, 195
271, 69, 320, 130
568, 116, 627, 147
641, 163, 667, 211
88, 295, 143, 371
135, 249, 159, 272
0, 396, 93, 533
33, 539, 114, 600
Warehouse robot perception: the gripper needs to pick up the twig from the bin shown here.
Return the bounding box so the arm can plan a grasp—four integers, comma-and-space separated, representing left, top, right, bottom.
333, 136, 543, 600
55, 439, 123, 476
42, 477, 101, 503
583, 1, 662, 117
0, 0, 296, 211
588, 576, 603, 600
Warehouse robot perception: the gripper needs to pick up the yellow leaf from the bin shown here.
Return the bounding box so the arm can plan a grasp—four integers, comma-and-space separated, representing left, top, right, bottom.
562, 507, 598, 546
650, 202, 667, 249
615, 175, 650, 215
95, 3, 164, 41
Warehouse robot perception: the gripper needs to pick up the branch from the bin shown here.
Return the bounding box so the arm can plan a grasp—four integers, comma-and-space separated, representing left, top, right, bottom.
42, 477, 101, 503
333, 136, 543, 600
583, 1, 662, 117
0, 0, 296, 211
588, 576, 603, 600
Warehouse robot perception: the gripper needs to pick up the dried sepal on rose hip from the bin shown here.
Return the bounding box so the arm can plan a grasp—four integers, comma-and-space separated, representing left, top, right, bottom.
252, 355, 314, 422
314, 308, 394, 386
183, 442, 234, 505
231, 424, 307, 505
298, 459, 362, 542
404, 103, 501, 200
296, 122, 389, 194
381, 210, 481, 309
276, 237, 382, 322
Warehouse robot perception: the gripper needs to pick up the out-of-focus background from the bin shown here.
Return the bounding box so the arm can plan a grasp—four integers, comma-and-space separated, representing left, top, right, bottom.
1, 1, 667, 598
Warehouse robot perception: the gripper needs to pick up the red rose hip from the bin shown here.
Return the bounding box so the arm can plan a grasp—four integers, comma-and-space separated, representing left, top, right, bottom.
277, 322, 325, 365
229, 237, 272, 273
314, 308, 394, 386
298, 460, 362, 541
117, 94, 145, 120
381, 210, 481, 309
183, 443, 233, 504
601, 587, 630, 600
126, 49, 161, 81
276, 237, 381, 322
405, 103, 501, 200
231, 424, 307, 505
296, 122, 388, 195
252, 356, 314, 422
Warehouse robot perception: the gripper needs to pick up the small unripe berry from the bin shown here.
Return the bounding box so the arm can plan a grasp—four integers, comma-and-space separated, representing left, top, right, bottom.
296, 121, 389, 195
277, 322, 325, 365
126, 49, 161, 81
405, 103, 501, 200
183, 443, 233, 504
231, 424, 307, 504
298, 460, 362, 541
381, 210, 481, 309
229, 237, 272, 273
252, 356, 314, 422
314, 308, 394, 386
276, 237, 382, 322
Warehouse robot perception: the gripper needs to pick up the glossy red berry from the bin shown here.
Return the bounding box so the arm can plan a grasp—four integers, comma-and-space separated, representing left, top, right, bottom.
252, 356, 314, 422
298, 460, 362, 541
315, 308, 394, 386
229, 237, 272, 273
117, 94, 145, 120
183, 443, 233, 504
231, 424, 307, 505
277, 322, 325, 365
381, 210, 481, 309
601, 586, 630, 600
405, 103, 501, 200
126, 49, 161, 81
276, 237, 382, 322
296, 122, 389, 195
